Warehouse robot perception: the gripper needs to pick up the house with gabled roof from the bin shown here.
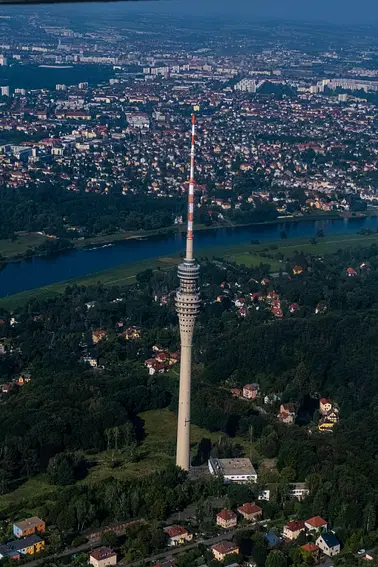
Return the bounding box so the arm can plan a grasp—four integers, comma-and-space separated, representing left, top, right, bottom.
305, 516, 328, 531
163, 525, 192, 546
283, 520, 305, 540
216, 509, 237, 529
237, 502, 262, 522
316, 533, 340, 557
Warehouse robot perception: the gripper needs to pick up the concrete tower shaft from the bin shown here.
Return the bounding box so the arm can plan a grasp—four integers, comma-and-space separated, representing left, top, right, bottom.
175, 114, 200, 471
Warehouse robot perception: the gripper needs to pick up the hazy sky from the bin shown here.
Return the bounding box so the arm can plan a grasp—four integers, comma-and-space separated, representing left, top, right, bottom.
4, 0, 378, 26
141, 0, 378, 24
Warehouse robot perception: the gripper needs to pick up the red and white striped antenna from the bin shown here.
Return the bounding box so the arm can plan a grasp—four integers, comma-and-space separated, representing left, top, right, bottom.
185, 113, 196, 261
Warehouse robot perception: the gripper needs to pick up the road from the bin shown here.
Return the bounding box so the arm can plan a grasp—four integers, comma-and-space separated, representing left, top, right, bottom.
120, 520, 269, 567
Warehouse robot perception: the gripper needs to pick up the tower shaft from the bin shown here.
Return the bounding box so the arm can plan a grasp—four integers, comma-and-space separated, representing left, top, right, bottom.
175, 114, 200, 471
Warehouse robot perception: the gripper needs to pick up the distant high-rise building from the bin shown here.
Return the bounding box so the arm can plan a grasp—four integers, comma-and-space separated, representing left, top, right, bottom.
175, 114, 201, 471
0, 86, 10, 97
56, 84, 67, 91
78, 82, 88, 90
0, 56, 8, 66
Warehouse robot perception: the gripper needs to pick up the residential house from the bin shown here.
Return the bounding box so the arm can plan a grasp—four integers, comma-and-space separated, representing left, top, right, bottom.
92, 329, 107, 344
346, 267, 357, 277
242, 384, 259, 399
289, 303, 299, 313
237, 502, 263, 522
305, 516, 328, 531
15, 373, 31, 386
271, 300, 283, 318
82, 356, 98, 368
283, 520, 305, 540
318, 409, 339, 432
211, 541, 239, 562
1, 382, 13, 394
315, 303, 327, 314
300, 543, 320, 560
293, 265, 303, 275
89, 548, 117, 567
13, 517, 45, 538
319, 398, 332, 415
144, 359, 165, 375
216, 509, 237, 529
163, 525, 193, 546
238, 306, 248, 318
316, 533, 340, 557
279, 403, 296, 424
0, 535, 44, 559
230, 388, 242, 398
289, 483, 309, 500
123, 326, 141, 340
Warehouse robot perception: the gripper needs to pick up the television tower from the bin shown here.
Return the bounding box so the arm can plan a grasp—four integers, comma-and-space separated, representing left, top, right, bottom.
175, 114, 201, 471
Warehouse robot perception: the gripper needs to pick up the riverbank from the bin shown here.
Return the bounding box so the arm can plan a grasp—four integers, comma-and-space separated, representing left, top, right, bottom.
1, 231, 378, 310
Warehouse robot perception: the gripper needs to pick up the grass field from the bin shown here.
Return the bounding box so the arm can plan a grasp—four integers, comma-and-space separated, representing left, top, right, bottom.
0, 408, 258, 516
0, 233, 49, 259
0, 475, 58, 517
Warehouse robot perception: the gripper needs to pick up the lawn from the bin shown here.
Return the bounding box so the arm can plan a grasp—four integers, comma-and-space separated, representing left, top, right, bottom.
0, 475, 58, 517
225, 253, 281, 270
0, 233, 49, 259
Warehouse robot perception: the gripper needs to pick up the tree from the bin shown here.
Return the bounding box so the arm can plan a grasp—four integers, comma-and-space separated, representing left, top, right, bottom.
266, 550, 287, 567
47, 453, 75, 486
100, 531, 119, 548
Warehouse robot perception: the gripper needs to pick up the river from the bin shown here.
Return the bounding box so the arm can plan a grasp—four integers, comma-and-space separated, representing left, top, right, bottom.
1, 215, 378, 298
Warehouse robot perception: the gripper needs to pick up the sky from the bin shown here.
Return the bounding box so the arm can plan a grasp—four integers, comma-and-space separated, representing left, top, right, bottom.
139, 0, 378, 24
3, 0, 378, 26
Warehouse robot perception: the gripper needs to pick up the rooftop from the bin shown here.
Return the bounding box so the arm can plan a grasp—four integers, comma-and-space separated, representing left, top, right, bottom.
163, 525, 189, 538
212, 541, 239, 554
209, 457, 257, 477
237, 502, 262, 515
0, 535, 42, 557
306, 515, 327, 528
89, 548, 117, 561
14, 517, 44, 531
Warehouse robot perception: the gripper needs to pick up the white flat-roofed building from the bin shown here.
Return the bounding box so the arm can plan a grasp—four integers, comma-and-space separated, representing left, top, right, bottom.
208, 457, 257, 483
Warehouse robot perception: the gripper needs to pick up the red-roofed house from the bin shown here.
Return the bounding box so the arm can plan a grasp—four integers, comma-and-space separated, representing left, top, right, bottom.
92, 329, 107, 344
211, 541, 239, 562
305, 516, 328, 531
279, 403, 296, 424
237, 502, 263, 521
289, 303, 299, 313
243, 384, 258, 400
216, 509, 237, 529
300, 543, 320, 559
89, 548, 117, 567
283, 520, 305, 540
320, 398, 332, 414
163, 525, 192, 546
293, 265, 303, 275
346, 267, 357, 277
